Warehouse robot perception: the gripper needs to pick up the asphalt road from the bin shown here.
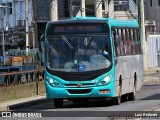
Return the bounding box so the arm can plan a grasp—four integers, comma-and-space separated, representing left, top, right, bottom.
1, 82, 160, 120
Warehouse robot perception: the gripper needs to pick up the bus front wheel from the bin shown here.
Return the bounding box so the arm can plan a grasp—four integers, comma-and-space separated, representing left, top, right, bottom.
54, 99, 63, 108
112, 85, 121, 105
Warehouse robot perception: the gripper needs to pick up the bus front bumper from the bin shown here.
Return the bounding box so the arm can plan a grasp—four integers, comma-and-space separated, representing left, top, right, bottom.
45, 82, 114, 99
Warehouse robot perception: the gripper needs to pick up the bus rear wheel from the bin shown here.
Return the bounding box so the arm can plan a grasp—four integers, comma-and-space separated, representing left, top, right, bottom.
128, 85, 136, 101
54, 99, 63, 108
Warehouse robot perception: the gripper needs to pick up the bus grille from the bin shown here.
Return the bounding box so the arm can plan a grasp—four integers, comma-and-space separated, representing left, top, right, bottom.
64, 83, 95, 87
67, 89, 92, 94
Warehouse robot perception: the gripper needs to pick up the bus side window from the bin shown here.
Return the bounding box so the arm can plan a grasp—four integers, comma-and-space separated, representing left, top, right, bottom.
126, 29, 132, 55
130, 29, 135, 55
123, 29, 127, 55
112, 29, 117, 57
136, 29, 141, 54
132, 29, 137, 55
116, 29, 121, 56
120, 29, 125, 56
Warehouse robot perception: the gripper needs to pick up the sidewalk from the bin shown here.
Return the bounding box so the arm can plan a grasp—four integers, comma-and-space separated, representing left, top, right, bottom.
0, 94, 49, 111
0, 67, 160, 111
144, 67, 160, 75
144, 67, 160, 83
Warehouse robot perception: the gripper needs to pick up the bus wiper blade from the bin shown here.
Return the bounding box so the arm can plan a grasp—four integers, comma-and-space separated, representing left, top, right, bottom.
60, 35, 74, 49
85, 36, 94, 50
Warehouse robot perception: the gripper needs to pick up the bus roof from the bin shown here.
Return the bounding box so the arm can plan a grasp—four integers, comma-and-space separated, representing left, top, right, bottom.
47, 17, 139, 28
106, 18, 139, 28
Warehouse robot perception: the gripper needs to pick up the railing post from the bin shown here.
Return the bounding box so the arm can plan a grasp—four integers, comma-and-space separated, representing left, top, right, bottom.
36, 70, 39, 95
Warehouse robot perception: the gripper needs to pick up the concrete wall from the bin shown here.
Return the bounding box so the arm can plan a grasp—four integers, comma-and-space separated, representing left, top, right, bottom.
0, 81, 45, 102
147, 34, 160, 68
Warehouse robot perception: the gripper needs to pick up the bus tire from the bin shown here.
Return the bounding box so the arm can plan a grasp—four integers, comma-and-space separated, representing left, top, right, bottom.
112, 85, 121, 105
121, 94, 128, 102
54, 99, 63, 108
128, 85, 136, 101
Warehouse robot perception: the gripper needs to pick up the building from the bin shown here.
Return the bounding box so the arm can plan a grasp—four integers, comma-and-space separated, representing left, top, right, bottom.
0, 0, 32, 54
0, 0, 140, 55
0, 0, 72, 54
144, 0, 160, 33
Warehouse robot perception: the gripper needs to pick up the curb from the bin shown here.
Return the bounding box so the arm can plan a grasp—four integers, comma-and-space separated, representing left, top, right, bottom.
8, 98, 53, 110
144, 76, 160, 83
144, 69, 160, 76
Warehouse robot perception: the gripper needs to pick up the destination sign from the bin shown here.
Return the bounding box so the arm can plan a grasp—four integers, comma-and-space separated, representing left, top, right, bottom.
54, 25, 102, 33
47, 22, 109, 35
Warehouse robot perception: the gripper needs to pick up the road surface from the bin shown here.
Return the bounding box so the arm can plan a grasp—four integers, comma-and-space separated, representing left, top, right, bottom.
1, 82, 160, 120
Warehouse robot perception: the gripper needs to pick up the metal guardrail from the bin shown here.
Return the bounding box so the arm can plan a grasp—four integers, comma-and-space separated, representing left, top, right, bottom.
0, 68, 44, 87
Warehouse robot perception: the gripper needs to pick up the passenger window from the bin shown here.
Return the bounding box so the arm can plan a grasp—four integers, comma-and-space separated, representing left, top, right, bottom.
132, 29, 136, 55
134, 29, 139, 54
122, 29, 126, 55
126, 29, 132, 55
115, 29, 121, 56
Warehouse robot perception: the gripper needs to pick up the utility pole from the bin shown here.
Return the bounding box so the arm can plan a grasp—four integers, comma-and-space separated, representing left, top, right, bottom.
138, 0, 147, 70
31, 0, 37, 51
25, 0, 29, 55
81, 0, 85, 17
104, 0, 108, 17
1, 7, 5, 59
95, 0, 103, 18
69, 0, 73, 18
51, 0, 58, 21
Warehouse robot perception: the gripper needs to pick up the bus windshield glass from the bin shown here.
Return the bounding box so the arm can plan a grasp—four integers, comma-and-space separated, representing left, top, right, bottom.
46, 35, 112, 72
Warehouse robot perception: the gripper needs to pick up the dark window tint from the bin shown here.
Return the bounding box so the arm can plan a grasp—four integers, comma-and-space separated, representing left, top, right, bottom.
9, 2, 12, 14
150, 0, 152, 6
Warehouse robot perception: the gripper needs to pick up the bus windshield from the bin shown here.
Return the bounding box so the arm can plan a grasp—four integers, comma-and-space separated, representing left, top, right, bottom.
46, 35, 112, 72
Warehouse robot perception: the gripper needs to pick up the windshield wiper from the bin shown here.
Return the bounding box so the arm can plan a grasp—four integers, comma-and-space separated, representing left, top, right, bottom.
60, 35, 77, 69
85, 36, 94, 50
60, 35, 74, 50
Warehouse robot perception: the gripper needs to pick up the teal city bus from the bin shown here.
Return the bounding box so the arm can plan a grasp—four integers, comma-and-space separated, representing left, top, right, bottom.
44, 17, 143, 108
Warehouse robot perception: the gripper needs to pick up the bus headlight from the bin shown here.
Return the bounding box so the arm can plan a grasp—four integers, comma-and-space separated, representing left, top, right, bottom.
98, 75, 112, 86
47, 77, 61, 87
49, 78, 54, 84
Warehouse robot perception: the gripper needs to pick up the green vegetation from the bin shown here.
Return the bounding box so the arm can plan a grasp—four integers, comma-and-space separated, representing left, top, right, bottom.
0, 81, 45, 102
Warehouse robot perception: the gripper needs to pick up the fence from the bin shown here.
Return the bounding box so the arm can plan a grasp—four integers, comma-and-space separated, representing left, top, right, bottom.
147, 34, 160, 68
0, 68, 45, 102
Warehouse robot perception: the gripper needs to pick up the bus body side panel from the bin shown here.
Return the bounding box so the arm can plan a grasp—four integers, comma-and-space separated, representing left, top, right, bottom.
114, 55, 143, 96
133, 55, 143, 91
114, 56, 123, 96
114, 56, 134, 96
122, 55, 134, 94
